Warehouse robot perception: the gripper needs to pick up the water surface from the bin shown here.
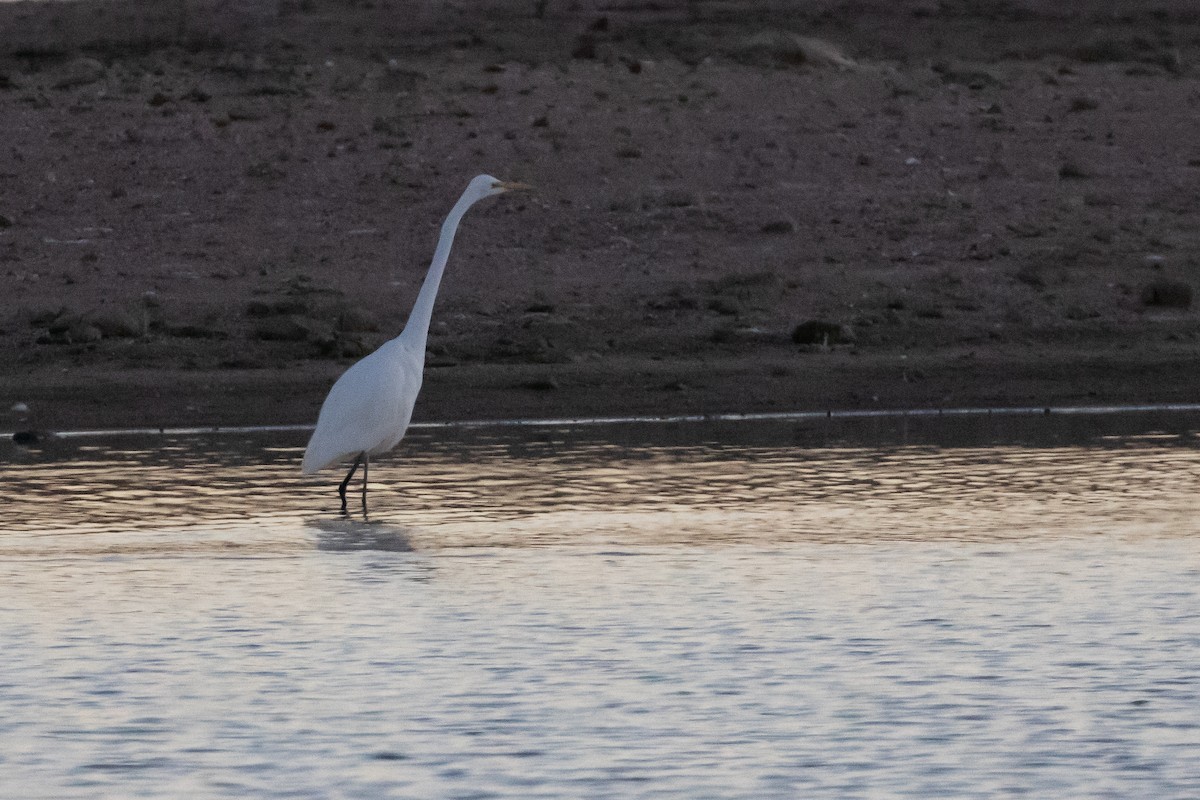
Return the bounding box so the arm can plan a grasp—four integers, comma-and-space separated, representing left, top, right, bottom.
2, 413, 1198, 798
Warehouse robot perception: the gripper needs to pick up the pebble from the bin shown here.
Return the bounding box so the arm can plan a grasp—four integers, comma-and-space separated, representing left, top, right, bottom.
52, 57, 106, 90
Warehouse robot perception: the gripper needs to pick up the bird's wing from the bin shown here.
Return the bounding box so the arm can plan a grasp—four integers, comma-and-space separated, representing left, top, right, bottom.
301, 348, 419, 473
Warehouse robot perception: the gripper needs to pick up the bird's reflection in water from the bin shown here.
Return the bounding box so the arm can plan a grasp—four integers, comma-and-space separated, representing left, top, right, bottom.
306, 516, 415, 552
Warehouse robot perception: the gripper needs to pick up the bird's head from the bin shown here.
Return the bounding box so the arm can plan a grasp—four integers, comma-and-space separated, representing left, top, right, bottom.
470, 174, 533, 199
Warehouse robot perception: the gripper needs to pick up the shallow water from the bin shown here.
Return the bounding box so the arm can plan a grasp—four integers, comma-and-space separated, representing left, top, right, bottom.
2, 413, 1199, 798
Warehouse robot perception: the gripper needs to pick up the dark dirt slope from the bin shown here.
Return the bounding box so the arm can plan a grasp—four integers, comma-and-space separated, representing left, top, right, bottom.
2, 0, 1199, 431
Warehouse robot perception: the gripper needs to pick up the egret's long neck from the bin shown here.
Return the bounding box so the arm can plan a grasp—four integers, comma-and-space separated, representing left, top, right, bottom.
398, 191, 478, 354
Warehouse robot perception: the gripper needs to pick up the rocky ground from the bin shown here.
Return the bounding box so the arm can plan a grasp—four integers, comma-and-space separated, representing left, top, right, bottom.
2, 0, 1199, 432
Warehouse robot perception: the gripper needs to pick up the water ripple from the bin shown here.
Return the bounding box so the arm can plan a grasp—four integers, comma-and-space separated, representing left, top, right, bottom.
1, 415, 1199, 798
2, 415, 1199, 552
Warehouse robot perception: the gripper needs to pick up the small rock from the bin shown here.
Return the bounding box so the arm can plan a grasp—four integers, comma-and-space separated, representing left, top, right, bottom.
1074, 38, 1130, 64
336, 306, 380, 333
283, 274, 342, 298
252, 316, 312, 342
227, 103, 267, 122
760, 220, 795, 235
28, 307, 67, 327
1140, 280, 1192, 309
245, 161, 285, 180
246, 300, 274, 317
980, 155, 1011, 180
657, 189, 696, 208
314, 332, 368, 359
66, 321, 103, 343
711, 271, 782, 294
520, 379, 559, 391
304, 319, 336, 344
792, 320, 850, 345
1013, 264, 1047, 288
220, 356, 266, 369
710, 326, 738, 344
93, 311, 142, 338
1006, 221, 1045, 238
707, 297, 741, 316
247, 298, 309, 317
168, 323, 227, 339
52, 57, 106, 90
648, 291, 699, 311
572, 35, 597, 60
931, 61, 1001, 89
47, 312, 82, 335
735, 31, 857, 69
1059, 161, 1090, 179
1064, 305, 1101, 321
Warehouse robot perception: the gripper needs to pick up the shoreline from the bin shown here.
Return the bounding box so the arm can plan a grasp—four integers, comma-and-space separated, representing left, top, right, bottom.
7, 344, 1200, 433
22, 401, 1200, 441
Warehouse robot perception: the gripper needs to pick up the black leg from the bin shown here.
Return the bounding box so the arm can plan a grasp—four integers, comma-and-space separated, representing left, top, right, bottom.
338, 454, 362, 514
361, 453, 370, 515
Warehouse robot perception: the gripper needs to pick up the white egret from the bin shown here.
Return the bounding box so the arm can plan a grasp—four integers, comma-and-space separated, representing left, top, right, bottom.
302, 174, 530, 513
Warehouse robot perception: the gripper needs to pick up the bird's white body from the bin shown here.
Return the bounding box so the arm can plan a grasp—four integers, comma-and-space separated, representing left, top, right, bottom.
301, 174, 527, 511
301, 337, 423, 474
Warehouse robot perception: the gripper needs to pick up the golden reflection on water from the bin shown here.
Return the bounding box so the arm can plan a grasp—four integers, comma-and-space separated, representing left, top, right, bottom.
2, 419, 1199, 554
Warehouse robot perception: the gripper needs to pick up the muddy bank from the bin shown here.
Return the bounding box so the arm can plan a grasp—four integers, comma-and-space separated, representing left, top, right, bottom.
2, 0, 1198, 432
9, 344, 1200, 433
